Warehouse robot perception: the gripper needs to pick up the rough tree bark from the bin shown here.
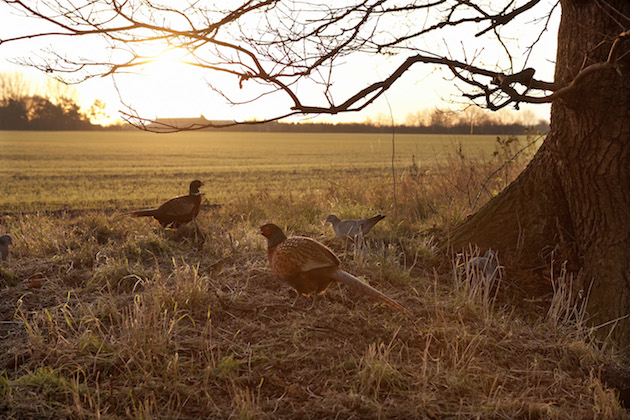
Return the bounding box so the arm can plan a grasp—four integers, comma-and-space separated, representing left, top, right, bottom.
448, 0, 630, 349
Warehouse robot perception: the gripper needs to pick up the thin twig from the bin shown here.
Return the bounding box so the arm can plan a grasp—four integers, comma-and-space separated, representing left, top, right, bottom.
471, 132, 546, 211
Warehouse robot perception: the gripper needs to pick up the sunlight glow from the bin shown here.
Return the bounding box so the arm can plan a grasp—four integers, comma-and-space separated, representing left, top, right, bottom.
105, 45, 229, 120
0, 1, 558, 124
140, 47, 189, 78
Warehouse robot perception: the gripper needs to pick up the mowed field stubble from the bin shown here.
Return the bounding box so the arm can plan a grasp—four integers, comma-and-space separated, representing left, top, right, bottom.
1, 131, 508, 212
1, 130, 627, 419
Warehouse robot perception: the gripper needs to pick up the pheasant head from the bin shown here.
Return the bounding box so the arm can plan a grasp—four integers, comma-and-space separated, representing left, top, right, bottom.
260, 223, 287, 248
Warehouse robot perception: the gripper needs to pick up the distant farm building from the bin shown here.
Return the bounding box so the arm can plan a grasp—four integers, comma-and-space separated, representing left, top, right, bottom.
146, 116, 234, 131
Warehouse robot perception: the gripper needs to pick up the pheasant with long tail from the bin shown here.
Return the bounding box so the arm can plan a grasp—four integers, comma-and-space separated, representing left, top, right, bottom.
130, 180, 203, 228
260, 223, 411, 316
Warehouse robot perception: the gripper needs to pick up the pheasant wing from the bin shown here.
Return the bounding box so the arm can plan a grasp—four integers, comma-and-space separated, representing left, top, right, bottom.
156, 196, 195, 218
277, 236, 340, 272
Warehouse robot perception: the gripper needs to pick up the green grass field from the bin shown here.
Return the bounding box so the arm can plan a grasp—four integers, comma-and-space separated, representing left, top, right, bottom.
1, 130, 624, 419
1, 130, 513, 212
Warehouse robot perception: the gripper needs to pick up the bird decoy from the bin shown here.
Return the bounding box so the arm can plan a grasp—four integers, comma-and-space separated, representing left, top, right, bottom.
260, 223, 410, 316
325, 214, 385, 239
468, 249, 500, 279
131, 180, 204, 228
0, 235, 12, 261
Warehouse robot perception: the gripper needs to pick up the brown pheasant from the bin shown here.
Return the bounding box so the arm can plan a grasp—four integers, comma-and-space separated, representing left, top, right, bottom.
260, 223, 410, 316
131, 180, 203, 228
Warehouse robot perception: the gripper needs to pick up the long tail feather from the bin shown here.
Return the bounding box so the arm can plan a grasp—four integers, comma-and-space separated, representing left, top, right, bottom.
330, 269, 413, 318
129, 208, 158, 217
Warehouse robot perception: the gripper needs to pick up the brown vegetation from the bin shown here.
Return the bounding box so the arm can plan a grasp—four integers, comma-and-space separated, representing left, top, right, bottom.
0, 141, 627, 418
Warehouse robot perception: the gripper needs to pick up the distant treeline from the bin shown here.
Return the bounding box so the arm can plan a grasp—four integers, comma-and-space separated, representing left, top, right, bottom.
151, 106, 550, 134
0, 94, 135, 131
219, 120, 549, 135
0, 95, 94, 130
0, 70, 124, 131
1, 70, 549, 133
243, 107, 550, 134
0, 94, 548, 134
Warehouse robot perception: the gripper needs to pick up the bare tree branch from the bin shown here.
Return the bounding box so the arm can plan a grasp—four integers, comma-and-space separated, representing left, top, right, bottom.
2, 0, 624, 131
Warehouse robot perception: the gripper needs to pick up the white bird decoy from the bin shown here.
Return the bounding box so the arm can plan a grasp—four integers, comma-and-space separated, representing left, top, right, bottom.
468, 249, 500, 279
325, 214, 385, 239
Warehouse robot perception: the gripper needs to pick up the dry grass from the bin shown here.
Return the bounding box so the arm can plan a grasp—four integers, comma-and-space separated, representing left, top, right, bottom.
0, 132, 627, 419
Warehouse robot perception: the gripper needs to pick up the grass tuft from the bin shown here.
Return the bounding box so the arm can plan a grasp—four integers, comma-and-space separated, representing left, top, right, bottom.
357, 339, 408, 400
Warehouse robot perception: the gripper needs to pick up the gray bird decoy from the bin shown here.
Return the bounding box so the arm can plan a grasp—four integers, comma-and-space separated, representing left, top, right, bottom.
325, 214, 385, 239
468, 249, 500, 279
0, 235, 13, 261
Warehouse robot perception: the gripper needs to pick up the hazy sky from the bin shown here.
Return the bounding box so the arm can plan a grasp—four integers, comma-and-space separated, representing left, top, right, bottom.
0, 1, 559, 125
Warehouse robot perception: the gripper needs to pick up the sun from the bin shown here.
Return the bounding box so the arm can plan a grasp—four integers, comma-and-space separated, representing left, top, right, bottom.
141, 47, 190, 79
80, 44, 240, 122
113, 46, 218, 118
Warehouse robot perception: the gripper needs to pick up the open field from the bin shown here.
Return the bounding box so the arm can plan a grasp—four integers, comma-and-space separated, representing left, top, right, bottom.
1, 131, 519, 212
1, 130, 627, 419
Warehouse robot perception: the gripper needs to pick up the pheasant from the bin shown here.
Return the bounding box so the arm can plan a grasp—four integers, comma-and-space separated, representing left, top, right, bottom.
260, 223, 410, 316
131, 180, 203, 228
0, 234, 12, 261
325, 214, 385, 239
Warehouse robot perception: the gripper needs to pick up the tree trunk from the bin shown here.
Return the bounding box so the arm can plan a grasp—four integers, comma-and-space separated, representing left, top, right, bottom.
448, 0, 630, 349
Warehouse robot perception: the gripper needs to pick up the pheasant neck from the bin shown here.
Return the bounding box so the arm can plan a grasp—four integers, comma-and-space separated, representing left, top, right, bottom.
266, 232, 287, 248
